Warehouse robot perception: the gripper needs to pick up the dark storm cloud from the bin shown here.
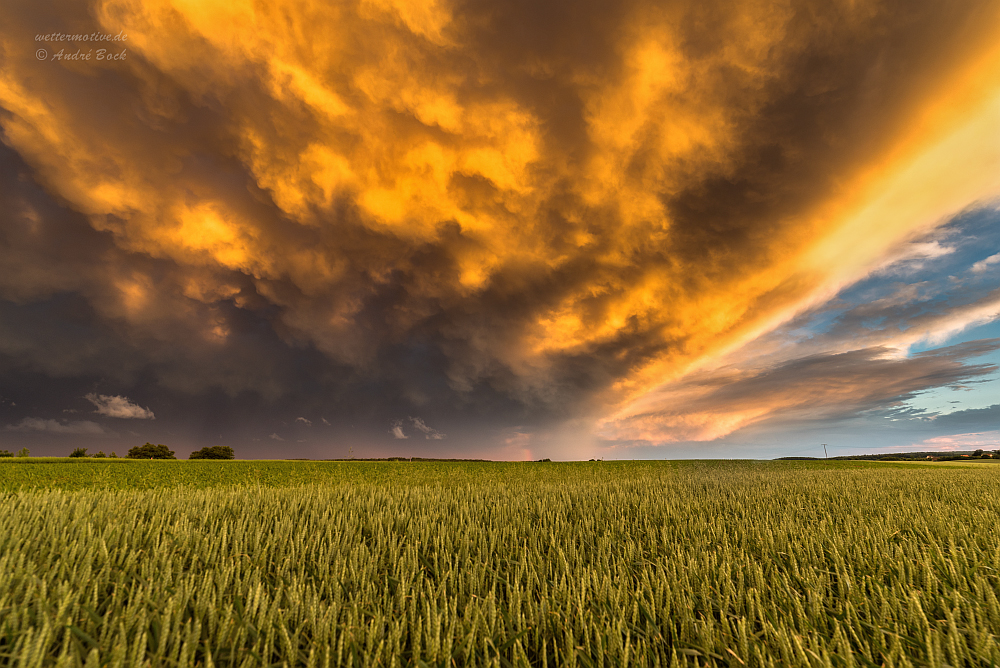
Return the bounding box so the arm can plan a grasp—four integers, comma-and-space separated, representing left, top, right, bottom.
1, 0, 999, 456
7, 417, 107, 434
934, 403, 1000, 431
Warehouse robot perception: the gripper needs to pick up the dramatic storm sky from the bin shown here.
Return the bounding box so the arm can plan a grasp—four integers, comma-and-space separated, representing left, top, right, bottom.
1, 0, 999, 459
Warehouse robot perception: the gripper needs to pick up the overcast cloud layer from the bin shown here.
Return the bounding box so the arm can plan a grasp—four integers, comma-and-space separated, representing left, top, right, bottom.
1, 0, 999, 458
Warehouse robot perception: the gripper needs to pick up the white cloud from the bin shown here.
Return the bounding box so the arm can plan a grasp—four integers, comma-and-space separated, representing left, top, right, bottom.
410, 417, 445, 440
269, 433, 284, 441
7, 418, 105, 434
390, 421, 408, 439
873, 241, 956, 276
84, 394, 154, 419
295, 417, 312, 426
971, 253, 1000, 273
898, 295, 1000, 348
321, 417, 331, 425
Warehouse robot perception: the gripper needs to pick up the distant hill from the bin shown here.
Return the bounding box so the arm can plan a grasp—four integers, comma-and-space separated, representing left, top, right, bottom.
778, 450, 999, 462
321, 457, 494, 462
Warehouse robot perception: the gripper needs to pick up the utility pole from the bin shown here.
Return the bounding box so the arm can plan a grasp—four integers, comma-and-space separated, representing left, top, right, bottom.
823, 444, 828, 459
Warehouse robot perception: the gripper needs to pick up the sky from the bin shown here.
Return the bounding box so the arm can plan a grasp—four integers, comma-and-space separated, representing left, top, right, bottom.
1, 0, 999, 460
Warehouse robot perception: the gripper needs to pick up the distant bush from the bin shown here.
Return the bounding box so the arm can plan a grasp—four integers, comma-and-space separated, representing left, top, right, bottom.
93, 451, 106, 458
0, 450, 12, 458
127, 443, 176, 459
189, 445, 235, 460
69, 448, 88, 458
16, 448, 29, 458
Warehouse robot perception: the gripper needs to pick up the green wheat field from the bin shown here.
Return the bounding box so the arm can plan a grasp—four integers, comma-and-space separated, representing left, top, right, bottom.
2, 459, 999, 667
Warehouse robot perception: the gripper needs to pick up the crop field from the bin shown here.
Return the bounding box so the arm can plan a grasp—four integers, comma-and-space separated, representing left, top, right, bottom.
2, 459, 999, 667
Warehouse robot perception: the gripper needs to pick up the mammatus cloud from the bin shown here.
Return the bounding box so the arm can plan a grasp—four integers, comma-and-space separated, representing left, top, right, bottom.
84, 393, 154, 419
6, 417, 106, 434
1, 0, 1000, 456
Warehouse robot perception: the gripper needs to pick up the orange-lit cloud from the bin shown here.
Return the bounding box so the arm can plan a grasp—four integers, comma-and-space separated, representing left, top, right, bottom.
2, 0, 1000, 454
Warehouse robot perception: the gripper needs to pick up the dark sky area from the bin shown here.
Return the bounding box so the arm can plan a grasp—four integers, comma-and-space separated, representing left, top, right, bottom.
1, 0, 999, 459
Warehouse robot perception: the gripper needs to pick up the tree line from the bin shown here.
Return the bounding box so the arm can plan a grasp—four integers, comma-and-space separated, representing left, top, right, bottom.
64, 443, 235, 459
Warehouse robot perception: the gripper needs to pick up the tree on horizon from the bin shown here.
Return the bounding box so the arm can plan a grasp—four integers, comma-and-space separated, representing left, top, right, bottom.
127, 443, 176, 459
